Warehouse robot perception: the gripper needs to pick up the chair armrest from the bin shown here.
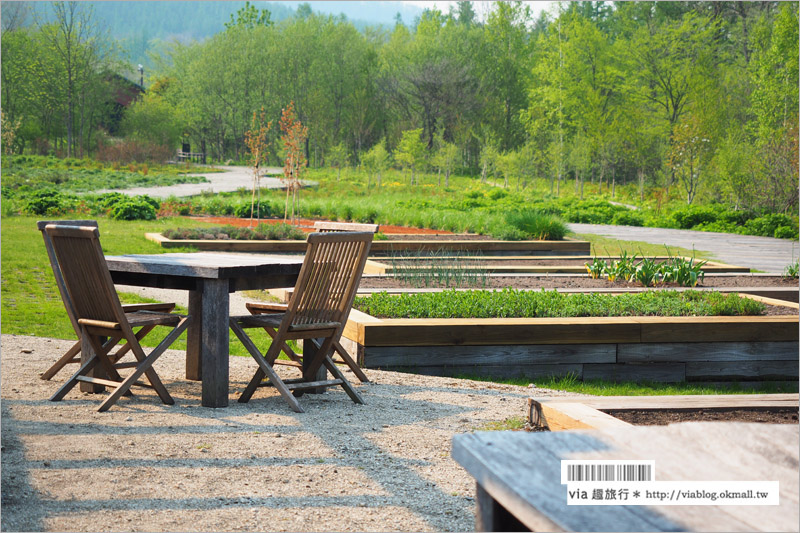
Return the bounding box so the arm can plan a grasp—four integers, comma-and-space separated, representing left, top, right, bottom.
121, 303, 176, 313
246, 302, 288, 315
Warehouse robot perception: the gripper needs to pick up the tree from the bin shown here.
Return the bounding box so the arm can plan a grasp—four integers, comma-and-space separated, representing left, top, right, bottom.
279, 101, 308, 223
35, 1, 115, 157
668, 114, 712, 204
327, 142, 348, 181
432, 140, 458, 187
362, 141, 391, 188
244, 107, 272, 225
394, 128, 426, 185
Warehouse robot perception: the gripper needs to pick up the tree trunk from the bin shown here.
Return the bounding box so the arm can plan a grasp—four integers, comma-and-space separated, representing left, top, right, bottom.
639, 168, 645, 202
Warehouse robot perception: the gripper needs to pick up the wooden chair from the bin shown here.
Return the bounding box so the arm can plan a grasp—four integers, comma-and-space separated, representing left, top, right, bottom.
37, 220, 176, 380
44, 224, 191, 412
230, 232, 373, 412
245, 221, 377, 383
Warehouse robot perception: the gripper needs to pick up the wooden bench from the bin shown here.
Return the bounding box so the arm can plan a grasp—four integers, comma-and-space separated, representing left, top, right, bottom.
313, 221, 379, 233
452, 422, 798, 532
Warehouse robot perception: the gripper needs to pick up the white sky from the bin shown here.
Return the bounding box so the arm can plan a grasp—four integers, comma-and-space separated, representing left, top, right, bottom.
401, 1, 555, 20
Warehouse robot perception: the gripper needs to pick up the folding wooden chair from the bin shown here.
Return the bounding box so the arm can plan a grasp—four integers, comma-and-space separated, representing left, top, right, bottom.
244, 221, 377, 383
230, 232, 373, 412
44, 224, 191, 412
37, 220, 176, 381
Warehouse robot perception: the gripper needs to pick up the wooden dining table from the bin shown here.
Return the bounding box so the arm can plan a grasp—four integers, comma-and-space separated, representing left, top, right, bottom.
105, 252, 303, 407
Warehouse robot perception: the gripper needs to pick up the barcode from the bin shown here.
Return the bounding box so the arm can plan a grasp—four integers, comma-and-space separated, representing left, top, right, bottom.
561, 461, 655, 483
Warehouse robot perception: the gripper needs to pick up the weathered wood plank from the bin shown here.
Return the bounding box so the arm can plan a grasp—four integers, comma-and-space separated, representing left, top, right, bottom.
365, 343, 616, 367
185, 289, 203, 381
635, 316, 799, 343
534, 393, 799, 410
686, 360, 799, 381
528, 399, 633, 431
619, 341, 800, 362
452, 431, 688, 532
583, 362, 686, 382
367, 363, 583, 380
361, 318, 642, 346
453, 424, 799, 532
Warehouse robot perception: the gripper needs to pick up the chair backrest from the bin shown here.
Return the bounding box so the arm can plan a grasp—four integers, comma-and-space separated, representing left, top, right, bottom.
44, 224, 128, 331
38, 220, 99, 334
313, 221, 379, 234
287, 232, 373, 327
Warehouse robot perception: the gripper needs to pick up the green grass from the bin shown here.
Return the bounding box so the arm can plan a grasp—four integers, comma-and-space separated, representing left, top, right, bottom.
354, 288, 766, 319
458, 373, 799, 395
0, 215, 276, 357
573, 233, 715, 260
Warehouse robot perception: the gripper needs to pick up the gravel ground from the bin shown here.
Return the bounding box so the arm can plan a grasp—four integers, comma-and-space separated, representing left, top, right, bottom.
0, 334, 577, 532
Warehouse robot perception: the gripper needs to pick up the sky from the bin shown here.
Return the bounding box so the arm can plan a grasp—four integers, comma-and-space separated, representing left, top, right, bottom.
402, 0, 555, 20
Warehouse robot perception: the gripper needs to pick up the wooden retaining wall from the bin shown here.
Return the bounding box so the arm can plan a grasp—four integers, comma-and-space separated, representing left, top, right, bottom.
340, 311, 799, 383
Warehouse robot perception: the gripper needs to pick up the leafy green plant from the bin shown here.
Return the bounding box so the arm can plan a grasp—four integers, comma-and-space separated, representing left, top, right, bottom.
585, 257, 607, 279
354, 289, 766, 319
606, 250, 638, 282
658, 255, 707, 287
783, 260, 799, 279
634, 256, 660, 287
109, 197, 158, 221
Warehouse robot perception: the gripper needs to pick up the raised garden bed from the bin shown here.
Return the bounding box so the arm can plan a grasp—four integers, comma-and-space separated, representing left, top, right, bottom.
528, 394, 799, 431
145, 232, 591, 256
340, 303, 799, 383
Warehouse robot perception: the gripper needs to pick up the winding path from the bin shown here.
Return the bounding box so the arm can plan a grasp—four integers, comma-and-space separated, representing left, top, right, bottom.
569, 223, 799, 274
97, 165, 290, 198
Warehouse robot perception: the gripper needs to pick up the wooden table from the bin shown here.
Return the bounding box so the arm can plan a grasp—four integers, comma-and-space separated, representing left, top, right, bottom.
106, 252, 302, 407
452, 422, 798, 532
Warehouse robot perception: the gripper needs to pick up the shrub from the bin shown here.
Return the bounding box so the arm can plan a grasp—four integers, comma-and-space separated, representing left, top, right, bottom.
774, 225, 799, 240
611, 210, 644, 227
744, 213, 798, 238
109, 197, 157, 221
503, 210, 567, 240
23, 189, 68, 215
670, 205, 719, 229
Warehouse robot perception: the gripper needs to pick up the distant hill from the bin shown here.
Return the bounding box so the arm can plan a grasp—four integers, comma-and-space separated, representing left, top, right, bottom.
16, 1, 427, 70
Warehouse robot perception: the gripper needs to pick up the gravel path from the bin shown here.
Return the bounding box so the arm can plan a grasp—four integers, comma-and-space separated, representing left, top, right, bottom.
0, 334, 575, 532
96, 166, 296, 198
569, 223, 799, 274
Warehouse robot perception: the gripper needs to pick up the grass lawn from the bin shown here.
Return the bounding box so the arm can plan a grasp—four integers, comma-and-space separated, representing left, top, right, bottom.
1, 215, 275, 356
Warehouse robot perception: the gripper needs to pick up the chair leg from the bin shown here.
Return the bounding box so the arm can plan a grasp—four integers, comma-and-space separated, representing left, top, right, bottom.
323, 355, 365, 405
332, 339, 369, 383
50, 355, 102, 402
96, 318, 189, 412
230, 320, 304, 413
40, 340, 81, 381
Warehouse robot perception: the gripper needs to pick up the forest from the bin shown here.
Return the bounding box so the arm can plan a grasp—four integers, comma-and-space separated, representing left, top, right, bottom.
1, 1, 798, 215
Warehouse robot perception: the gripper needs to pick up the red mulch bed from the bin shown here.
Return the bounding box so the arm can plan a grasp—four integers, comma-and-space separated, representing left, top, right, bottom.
186, 216, 453, 235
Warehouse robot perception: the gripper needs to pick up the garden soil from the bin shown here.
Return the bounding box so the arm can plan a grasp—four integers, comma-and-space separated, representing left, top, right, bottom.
1, 334, 577, 532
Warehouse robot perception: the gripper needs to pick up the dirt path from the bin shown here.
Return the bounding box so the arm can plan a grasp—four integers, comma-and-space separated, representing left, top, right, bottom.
570, 223, 799, 274
96, 166, 297, 198
0, 334, 572, 532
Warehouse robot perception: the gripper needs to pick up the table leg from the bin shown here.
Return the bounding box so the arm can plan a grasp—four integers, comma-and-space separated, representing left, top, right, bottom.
302, 338, 328, 394
186, 289, 203, 381
475, 483, 527, 532
200, 279, 230, 408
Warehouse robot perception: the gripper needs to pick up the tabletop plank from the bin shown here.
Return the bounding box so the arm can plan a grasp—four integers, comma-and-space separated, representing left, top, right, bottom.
106, 252, 303, 279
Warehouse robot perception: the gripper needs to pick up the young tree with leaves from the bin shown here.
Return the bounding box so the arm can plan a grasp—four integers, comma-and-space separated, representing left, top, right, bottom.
244, 107, 271, 225
279, 101, 308, 223
394, 128, 426, 186
362, 142, 391, 189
